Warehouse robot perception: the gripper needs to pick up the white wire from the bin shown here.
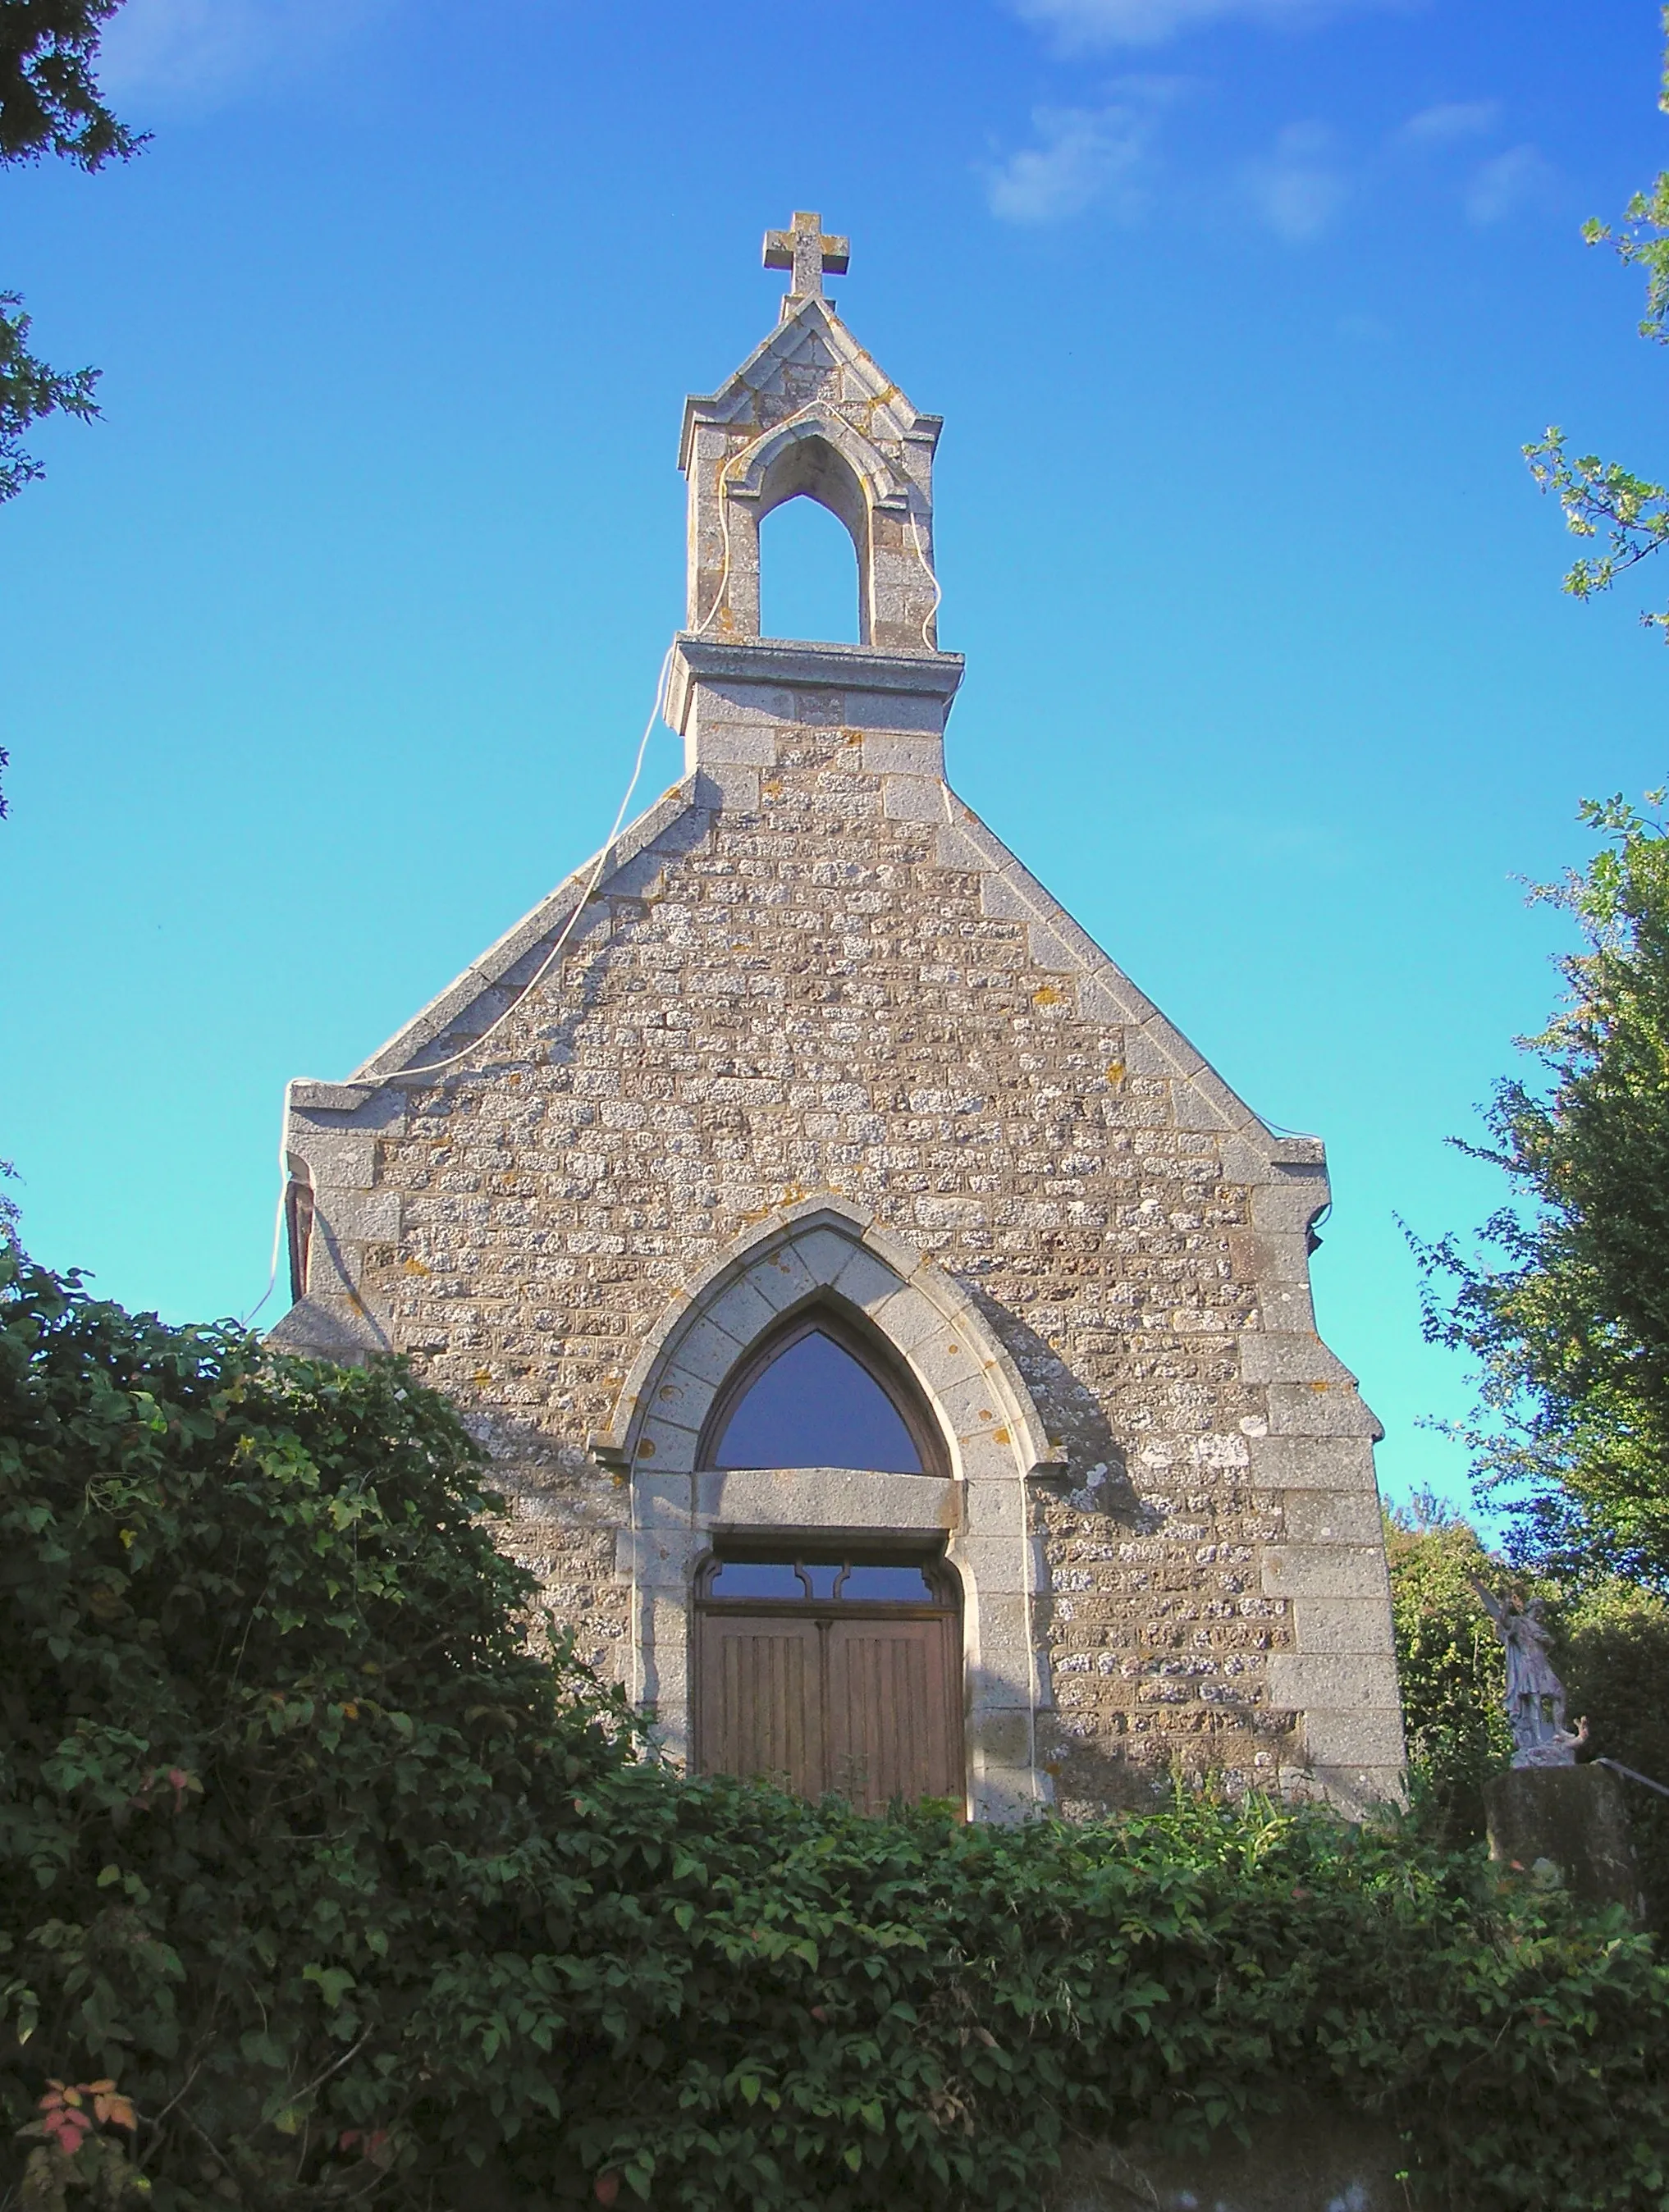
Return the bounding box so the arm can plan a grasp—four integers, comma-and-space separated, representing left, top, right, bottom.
908, 509, 942, 651
697, 452, 739, 633
249, 492, 935, 1324
242, 647, 675, 1328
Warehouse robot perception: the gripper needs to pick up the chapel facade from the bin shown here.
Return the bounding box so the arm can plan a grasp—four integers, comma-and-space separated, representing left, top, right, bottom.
271, 214, 1405, 1820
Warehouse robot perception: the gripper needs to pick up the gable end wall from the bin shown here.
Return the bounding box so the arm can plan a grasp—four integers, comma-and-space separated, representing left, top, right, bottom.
275, 681, 1403, 1816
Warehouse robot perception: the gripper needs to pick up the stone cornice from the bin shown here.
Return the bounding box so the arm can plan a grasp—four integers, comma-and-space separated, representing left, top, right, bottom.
668, 633, 963, 734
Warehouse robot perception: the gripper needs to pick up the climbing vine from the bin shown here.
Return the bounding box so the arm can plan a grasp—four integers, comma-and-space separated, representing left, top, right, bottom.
3, 1255, 1667, 2211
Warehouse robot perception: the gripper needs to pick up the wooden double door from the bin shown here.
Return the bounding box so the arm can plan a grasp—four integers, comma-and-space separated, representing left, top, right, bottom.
696, 1558, 963, 1813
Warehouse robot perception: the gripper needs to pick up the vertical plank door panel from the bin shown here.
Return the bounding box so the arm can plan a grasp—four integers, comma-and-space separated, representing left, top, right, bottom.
697, 1616, 823, 1797
826, 1617, 958, 1812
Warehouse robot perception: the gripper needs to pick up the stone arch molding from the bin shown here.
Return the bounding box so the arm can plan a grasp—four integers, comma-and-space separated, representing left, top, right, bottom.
592, 1196, 1062, 1820
726, 403, 912, 520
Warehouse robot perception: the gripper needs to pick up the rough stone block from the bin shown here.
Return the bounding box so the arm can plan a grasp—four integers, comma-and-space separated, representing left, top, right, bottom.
1301, 1709, 1406, 1768
1266, 1651, 1402, 1711
1265, 1382, 1382, 1440
1484, 1764, 1643, 1917
882, 775, 947, 821
633, 1414, 700, 1477
692, 723, 778, 767
702, 1274, 780, 1351
861, 733, 943, 777
696, 1467, 953, 1532
969, 1711, 1034, 1764
1261, 1545, 1388, 1602
1279, 1489, 1385, 1546
1251, 1172, 1332, 1238
830, 1241, 906, 1314
1249, 1434, 1379, 1490
1288, 1597, 1398, 1656
629, 1474, 695, 1532
1238, 1332, 1355, 1387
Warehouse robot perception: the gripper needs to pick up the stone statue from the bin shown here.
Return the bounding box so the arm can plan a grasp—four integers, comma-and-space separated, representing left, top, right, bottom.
1470, 1579, 1584, 1768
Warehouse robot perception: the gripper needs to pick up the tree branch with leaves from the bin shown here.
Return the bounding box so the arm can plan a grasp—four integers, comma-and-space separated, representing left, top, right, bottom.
0, 1, 142, 510
1416, 791, 1669, 1588
1525, 8, 1669, 635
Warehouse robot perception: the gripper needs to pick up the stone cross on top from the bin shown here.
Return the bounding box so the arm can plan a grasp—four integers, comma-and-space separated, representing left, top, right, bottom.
762, 210, 850, 300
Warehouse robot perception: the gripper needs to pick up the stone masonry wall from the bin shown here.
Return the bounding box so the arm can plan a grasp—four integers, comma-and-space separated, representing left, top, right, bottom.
276, 670, 1403, 1816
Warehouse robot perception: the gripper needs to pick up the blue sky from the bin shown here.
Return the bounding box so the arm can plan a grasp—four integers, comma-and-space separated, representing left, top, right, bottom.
2, 0, 1664, 1515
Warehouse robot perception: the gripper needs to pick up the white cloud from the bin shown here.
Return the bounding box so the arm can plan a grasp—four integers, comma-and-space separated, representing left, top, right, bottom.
1464, 143, 1554, 224
1397, 99, 1501, 146
1243, 121, 1347, 240
985, 98, 1163, 223
1012, 0, 1384, 49
99, 0, 387, 105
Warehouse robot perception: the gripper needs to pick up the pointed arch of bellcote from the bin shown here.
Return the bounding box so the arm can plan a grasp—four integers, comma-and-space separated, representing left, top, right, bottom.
587, 1197, 1061, 1488
679, 296, 944, 653
730, 403, 912, 523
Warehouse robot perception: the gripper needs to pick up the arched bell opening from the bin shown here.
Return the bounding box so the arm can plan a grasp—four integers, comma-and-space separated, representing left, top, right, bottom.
749, 430, 874, 645
759, 494, 863, 645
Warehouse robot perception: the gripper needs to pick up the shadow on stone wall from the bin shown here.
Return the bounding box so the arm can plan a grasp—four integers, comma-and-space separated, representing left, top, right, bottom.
966, 1289, 1139, 1515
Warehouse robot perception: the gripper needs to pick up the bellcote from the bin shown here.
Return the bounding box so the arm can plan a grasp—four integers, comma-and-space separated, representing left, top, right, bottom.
668, 212, 962, 776
676, 213, 949, 658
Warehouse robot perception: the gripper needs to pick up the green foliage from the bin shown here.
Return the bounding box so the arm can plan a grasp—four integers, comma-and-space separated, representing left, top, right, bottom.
1524, 430, 1669, 623
1, 288, 99, 501
5, 1255, 1669, 2212
1525, 7, 1669, 633
1417, 792, 1669, 1588
1384, 1494, 1511, 1845
0, 0, 140, 524
1385, 1499, 1669, 1924
0, 2, 141, 169
1556, 1577, 1669, 1931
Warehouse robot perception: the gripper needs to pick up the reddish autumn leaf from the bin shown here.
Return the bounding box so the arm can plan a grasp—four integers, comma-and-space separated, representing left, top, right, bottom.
338, 2131, 361, 2153
809, 2005, 829, 2022
595, 2170, 621, 2205
46, 2109, 92, 2155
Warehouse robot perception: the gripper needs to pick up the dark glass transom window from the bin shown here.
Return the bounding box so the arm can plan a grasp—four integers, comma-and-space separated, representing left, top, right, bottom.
706, 1323, 929, 1474
706, 1560, 936, 1602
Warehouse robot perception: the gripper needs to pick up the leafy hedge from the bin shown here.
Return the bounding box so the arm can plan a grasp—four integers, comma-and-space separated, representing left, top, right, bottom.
1387, 1492, 1669, 1922
4, 1257, 1668, 2212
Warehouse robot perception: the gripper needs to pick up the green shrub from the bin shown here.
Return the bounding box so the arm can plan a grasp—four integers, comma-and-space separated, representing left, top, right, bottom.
4, 1257, 1668, 2212
1384, 1494, 1513, 1844
1557, 1577, 1669, 1926
1386, 1492, 1669, 1924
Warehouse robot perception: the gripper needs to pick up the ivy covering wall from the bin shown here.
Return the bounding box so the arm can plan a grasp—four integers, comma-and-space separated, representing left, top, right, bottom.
3, 1257, 1667, 2212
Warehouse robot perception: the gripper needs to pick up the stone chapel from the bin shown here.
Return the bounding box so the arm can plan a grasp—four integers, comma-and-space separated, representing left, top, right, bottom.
271, 213, 1406, 1821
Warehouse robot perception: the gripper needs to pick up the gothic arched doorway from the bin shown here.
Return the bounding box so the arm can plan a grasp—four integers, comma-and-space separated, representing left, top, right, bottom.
693, 1307, 962, 1809
597, 1197, 1060, 1821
